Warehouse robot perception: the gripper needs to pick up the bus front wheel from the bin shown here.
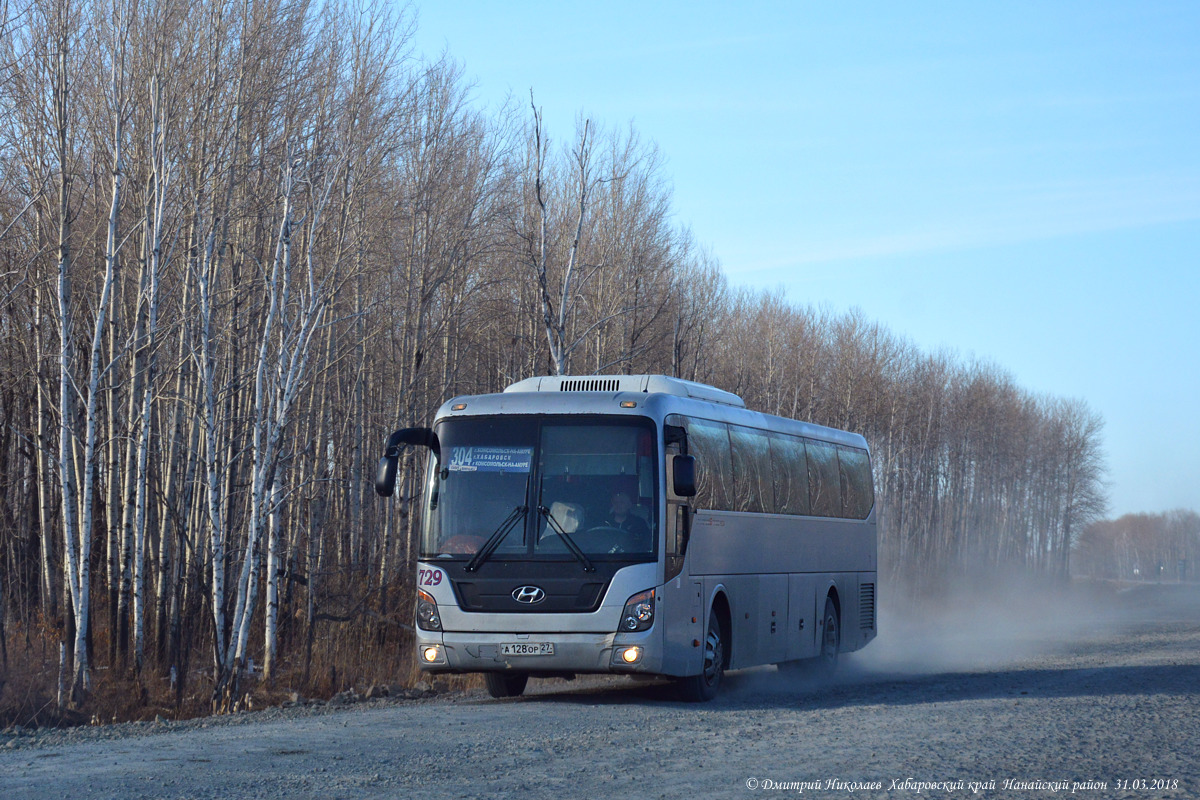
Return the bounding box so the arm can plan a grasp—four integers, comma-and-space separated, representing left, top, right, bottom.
484, 672, 528, 699
677, 610, 725, 702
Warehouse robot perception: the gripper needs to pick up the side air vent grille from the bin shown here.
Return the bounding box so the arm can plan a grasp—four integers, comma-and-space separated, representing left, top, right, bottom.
859, 582, 876, 631
560, 378, 620, 392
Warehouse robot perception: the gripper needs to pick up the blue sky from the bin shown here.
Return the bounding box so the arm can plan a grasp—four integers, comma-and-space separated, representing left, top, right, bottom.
409, 1, 1200, 517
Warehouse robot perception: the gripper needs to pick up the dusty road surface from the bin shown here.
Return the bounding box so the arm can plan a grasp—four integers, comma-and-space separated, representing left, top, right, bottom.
2, 583, 1197, 800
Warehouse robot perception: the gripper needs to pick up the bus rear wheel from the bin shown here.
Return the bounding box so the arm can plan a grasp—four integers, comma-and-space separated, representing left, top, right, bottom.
818, 596, 840, 676
677, 610, 725, 702
484, 672, 528, 699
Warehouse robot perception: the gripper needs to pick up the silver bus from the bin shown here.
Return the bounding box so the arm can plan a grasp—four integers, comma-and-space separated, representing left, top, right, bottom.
375, 374, 877, 701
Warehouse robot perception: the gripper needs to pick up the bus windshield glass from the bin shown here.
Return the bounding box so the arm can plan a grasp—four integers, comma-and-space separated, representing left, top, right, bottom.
420, 416, 658, 561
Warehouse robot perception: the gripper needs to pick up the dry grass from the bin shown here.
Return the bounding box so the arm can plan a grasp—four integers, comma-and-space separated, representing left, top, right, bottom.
0, 590, 479, 730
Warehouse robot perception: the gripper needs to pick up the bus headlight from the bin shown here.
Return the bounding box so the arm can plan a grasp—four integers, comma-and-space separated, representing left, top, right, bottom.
620, 588, 654, 632
416, 589, 442, 631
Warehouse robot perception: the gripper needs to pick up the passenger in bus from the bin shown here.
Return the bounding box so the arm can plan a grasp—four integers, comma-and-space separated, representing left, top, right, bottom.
541, 501, 584, 543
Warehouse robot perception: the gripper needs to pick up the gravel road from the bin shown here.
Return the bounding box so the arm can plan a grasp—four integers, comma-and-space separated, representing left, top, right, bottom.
2, 583, 1197, 800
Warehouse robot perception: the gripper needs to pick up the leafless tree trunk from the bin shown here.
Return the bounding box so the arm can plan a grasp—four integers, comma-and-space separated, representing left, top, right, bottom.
526, 99, 596, 376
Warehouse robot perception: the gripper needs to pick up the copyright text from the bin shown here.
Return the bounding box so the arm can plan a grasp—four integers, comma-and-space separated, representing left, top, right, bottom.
743, 777, 1122, 793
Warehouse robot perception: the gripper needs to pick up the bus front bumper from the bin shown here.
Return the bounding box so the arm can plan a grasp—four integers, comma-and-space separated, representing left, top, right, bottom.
416, 630, 660, 675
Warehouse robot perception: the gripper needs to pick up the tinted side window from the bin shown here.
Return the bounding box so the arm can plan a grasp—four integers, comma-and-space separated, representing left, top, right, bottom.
838, 445, 874, 519
685, 417, 734, 511
805, 440, 842, 517
768, 433, 810, 517
729, 425, 772, 513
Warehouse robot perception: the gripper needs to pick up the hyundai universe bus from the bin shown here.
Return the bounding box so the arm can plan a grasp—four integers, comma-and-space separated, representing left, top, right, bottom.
374, 374, 876, 701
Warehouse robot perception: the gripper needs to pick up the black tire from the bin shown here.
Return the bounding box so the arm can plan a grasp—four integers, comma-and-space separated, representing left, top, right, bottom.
677, 609, 725, 702
484, 672, 528, 699
818, 596, 840, 676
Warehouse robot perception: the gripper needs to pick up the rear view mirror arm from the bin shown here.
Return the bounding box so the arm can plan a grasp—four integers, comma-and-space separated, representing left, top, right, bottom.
375, 427, 439, 497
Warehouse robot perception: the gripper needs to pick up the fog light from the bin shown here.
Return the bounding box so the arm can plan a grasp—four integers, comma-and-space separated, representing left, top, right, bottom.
422, 646, 441, 663
620, 646, 642, 664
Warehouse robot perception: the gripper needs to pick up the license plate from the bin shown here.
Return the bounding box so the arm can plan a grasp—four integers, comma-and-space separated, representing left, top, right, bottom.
500, 642, 555, 656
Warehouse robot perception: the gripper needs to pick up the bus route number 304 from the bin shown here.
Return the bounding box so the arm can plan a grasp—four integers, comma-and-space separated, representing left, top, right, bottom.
418, 568, 443, 586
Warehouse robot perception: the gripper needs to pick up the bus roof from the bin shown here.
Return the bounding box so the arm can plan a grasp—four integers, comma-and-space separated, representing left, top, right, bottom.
435, 374, 869, 452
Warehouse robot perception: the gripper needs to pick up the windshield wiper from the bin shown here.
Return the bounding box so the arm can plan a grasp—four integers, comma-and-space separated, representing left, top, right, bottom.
538, 505, 596, 573
465, 505, 528, 573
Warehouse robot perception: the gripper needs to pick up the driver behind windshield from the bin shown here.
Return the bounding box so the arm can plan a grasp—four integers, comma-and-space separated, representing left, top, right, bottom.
601, 490, 650, 540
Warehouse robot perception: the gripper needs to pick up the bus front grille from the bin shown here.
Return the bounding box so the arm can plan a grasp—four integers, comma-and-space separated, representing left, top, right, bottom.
859, 582, 876, 630
452, 577, 608, 613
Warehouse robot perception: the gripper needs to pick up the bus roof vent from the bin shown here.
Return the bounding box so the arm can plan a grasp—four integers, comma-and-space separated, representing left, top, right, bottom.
503, 374, 745, 408
560, 377, 620, 392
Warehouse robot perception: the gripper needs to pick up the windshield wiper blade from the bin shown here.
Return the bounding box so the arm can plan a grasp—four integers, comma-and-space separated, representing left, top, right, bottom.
465, 505, 528, 573
538, 505, 596, 573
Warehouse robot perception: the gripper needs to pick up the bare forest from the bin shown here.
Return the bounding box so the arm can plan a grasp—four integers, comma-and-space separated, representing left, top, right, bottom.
1076, 510, 1200, 584
0, 0, 1110, 724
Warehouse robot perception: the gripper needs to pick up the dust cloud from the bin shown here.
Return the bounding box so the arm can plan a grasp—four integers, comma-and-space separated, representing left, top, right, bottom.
843, 570, 1199, 681
723, 569, 1200, 698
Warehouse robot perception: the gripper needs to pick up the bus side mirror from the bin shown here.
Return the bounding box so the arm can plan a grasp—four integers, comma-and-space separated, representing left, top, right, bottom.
376, 453, 399, 497
374, 427, 439, 497
672, 455, 697, 497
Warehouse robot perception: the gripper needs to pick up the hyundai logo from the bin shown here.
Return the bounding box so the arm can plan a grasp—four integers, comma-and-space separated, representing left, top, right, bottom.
512, 586, 546, 604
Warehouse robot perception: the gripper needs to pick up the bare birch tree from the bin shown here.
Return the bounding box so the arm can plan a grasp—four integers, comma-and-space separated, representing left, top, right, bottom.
525, 98, 597, 376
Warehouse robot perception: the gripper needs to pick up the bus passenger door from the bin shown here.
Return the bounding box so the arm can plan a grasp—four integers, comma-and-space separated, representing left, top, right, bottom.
660, 444, 703, 677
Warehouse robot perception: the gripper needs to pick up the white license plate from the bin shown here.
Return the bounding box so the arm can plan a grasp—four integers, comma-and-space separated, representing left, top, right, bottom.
500, 642, 555, 656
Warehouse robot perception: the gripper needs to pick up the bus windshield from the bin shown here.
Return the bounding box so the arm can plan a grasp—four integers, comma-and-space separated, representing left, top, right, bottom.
420, 416, 658, 562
